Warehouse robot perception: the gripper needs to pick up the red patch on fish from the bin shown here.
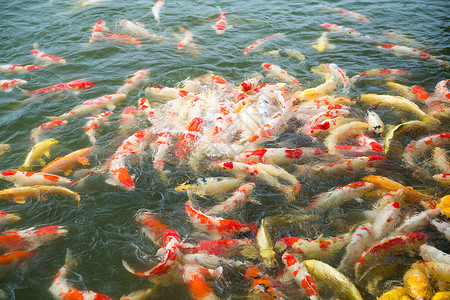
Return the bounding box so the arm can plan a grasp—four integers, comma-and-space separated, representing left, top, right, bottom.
285, 148, 303, 159
1, 170, 17, 176
43, 174, 60, 182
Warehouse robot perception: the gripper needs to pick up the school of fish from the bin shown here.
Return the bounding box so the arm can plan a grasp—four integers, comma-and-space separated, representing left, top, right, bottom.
0, 1, 449, 299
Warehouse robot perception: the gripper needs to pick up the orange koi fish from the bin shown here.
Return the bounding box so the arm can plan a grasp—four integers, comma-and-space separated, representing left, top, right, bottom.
0, 225, 67, 252
41, 147, 94, 176
0, 250, 36, 279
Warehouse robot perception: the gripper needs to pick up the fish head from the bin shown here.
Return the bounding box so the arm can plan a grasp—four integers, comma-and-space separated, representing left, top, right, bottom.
34, 225, 68, 239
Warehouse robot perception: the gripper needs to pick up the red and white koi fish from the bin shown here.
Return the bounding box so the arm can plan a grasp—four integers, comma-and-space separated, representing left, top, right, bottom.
431, 219, 450, 241
182, 238, 253, 256
378, 45, 449, 67
118, 107, 139, 134
333, 135, 383, 157
419, 244, 450, 264
240, 77, 261, 93
433, 173, 450, 186
152, 0, 164, 24
244, 266, 284, 300
0, 250, 36, 279
152, 131, 172, 170
175, 117, 204, 158
338, 223, 373, 273
433, 148, 450, 174
237, 147, 331, 166
354, 232, 429, 279
183, 264, 222, 300
302, 107, 350, 136
51, 93, 125, 121
403, 132, 450, 174
435, 79, 450, 102
275, 234, 350, 261
307, 182, 375, 210
372, 201, 402, 240
243, 33, 284, 55
412, 85, 430, 100
325, 63, 351, 94
30, 119, 68, 143
282, 252, 319, 300
145, 86, 191, 99
89, 20, 109, 43
322, 6, 371, 23
24, 79, 95, 97
0, 79, 27, 92
0, 64, 44, 73
175, 177, 244, 197
123, 229, 182, 278
206, 182, 255, 215
351, 68, 411, 82
261, 63, 300, 84
31, 43, 66, 65
84, 111, 113, 145
214, 8, 230, 35
312, 32, 335, 52
321, 23, 372, 40
0, 170, 74, 187
0, 210, 20, 225
106, 129, 153, 190
49, 250, 112, 300
137, 98, 155, 120
185, 199, 252, 239
136, 210, 169, 247
176, 27, 194, 50
116, 69, 150, 96
391, 208, 440, 237
101, 33, 142, 46
0, 226, 67, 253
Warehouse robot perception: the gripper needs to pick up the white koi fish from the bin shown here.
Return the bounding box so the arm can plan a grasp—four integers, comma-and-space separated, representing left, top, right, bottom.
0, 170, 74, 187
84, 111, 113, 145
378, 45, 449, 67
152, 0, 164, 24
116, 69, 150, 96
431, 219, 450, 241
50, 93, 126, 120
312, 32, 335, 52
366, 110, 384, 137
372, 201, 402, 240
118, 20, 161, 40
0, 79, 27, 92
206, 182, 255, 215
32, 43, 66, 65
30, 120, 68, 143
321, 23, 372, 40
338, 223, 373, 273
152, 131, 172, 170
419, 244, 450, 264
262, 49, 305, 61
390, 208, 441, 236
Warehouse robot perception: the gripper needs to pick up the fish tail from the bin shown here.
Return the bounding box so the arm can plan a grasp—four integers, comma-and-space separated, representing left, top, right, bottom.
33, 42, 39, 49
64, 249, 77, 270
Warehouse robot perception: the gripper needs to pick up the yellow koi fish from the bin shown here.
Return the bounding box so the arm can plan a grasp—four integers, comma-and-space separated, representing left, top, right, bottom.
21, 138, 59, 170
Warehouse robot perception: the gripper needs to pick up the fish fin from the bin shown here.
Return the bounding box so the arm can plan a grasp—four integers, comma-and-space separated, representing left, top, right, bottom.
106, 104, 116, 111
105, 176, 118, 187
64, 249, 77, 270
18, 87, 30, 95
122, 259, 138, 275
33, 42, 39, 49
4, 88, 13, 92
13, 195, 27, 204
63, 169, 73, 177
47, 116, 60, 120
250, 197, 261, 205
78, 157, 90, 166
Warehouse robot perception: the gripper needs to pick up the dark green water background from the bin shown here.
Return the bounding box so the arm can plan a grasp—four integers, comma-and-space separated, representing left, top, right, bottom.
0, 0, 449, 299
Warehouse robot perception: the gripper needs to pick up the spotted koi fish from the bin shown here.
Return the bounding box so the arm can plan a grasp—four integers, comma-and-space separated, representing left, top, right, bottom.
282, 252, 319, 300
32, 43, 66, 65
137, 98, 155, 120
84, 111, 113, 145
136, 210, 169, 247
177, 27, 194, 50
244, 266, 284, 300
89, 20, 109, 43
152, 0, 164, 24
237, 147, 331, 166
123, 229, 182, 278
0, 170, 74, 187
351, 68, 411, 82
261, 63, 300, 85
30, 119, 68, 143
175, 117, 204, 158
214, 8, 231, 34
321, 23, 372, 40
0, 64, 44, 73
181, 238, 253, 256
378, 44, 449, 67
206, 182, 255, 215
0, 79, 27, 92
116, 69, 150, 96
434, 79, 450, 102
152, 131, 172, 170
24, 79, 95, 97
338, 223, 373, 273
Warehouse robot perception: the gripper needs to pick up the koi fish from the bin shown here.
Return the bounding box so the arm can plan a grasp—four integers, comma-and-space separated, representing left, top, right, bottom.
244, 266, 284, 300
123, 229, 182, 278
354, 232, 429, 279
377, 287, 409, 300
89, 20, 109, 43
431, 219, 450, 241
312, 32, 335, 52
175, 177, 243, 197
351, 68, 411, 82
118, 20, 161, 40
182, 253, 247, 269
261, 63, 300, 84
262, 49, 305, 61
152, 131, 171, 170
137, 98, 155, 120
435, 79, 450, 102
433, 173, 450, 186
0, 64, 44, 73
282, 252, 319, 300
322, 5, 371, 23
145, 86, 191, 99
0, 250, 36, 279
0, 225, 67, 252
294, 76, 338, 101
236, 147, 332, 166
214, 8, 231, 34
206, 182, 255, 215
101, 33, 142, 46
0, 185, 80, 203
307, 182, 375, 210
240, 77, 261, 93
0, 79, 27, 92
23, 79, 95, 97
41, 147, 94, 176
30, 120, 68, 143
116, 69, 150, 96
391, 208, 441, 236
185, 198, 253, 239
84, 111, 113, 145
372, 202, 402, 240
152, 0, 164, 24
324, 121, 370, 154
49, 249, 112, 300
0, 170, 74, 187
176, 27, 194, 50
182, 264, 222, 300
366, 110, 384, 137
256, 218, 276, 268
0, 210, 20, 225
437, 194, 450, 218
136, 210, 169, 247
243, 33, 284, 55
106, 129, 153, 190
275, 234, 350, 261
182, 238, 253, 256
31, 43, 66, 65
403, 262, 433, 300
321, 23, 372, 40
378, 44, 449, 67
419, 244, 450, 264
50, 93, 126, 120
313, 63, 351, 94
21, 138, 59, 170
338, 223, 373, 273
302, 260, 363, 300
